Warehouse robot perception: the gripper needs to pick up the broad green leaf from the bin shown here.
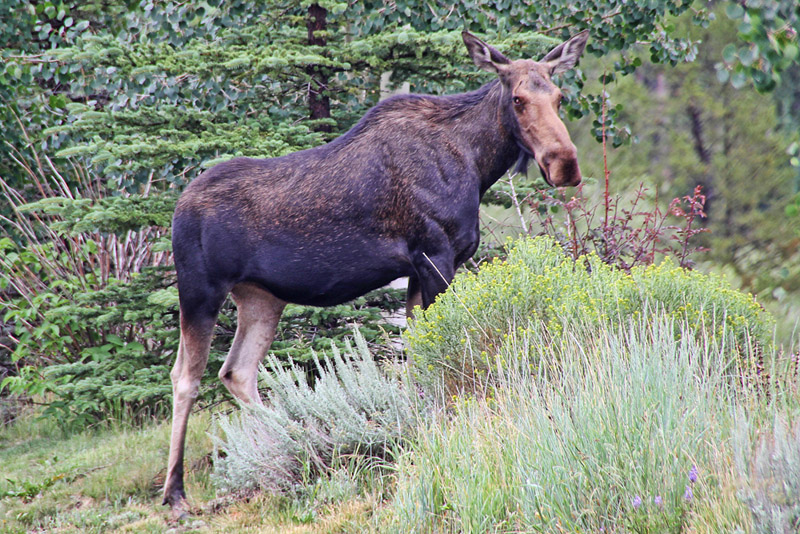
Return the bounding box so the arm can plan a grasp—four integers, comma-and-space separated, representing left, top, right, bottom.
726, 3, 744, 19
730, 71, 747, 88
784, 43, 798, 62
722, 43, 737, 63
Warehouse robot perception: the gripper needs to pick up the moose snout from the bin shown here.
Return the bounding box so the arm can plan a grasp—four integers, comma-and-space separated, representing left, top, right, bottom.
541, 146, 582, 187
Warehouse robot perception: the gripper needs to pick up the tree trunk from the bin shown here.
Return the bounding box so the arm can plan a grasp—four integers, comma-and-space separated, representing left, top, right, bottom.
687, 102, 715, 220
687, 103, 710, 165
307, 4, 331, 133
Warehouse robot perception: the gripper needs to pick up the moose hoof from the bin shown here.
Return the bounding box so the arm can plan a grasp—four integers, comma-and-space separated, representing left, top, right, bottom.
163, 487, 190, 519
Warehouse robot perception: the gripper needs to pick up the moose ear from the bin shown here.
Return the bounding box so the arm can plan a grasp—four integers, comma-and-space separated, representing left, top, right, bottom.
462, 31, 511, 74
542, 30, 589, 75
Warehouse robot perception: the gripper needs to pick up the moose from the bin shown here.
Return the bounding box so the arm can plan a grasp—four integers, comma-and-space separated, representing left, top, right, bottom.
163, 29, 588, 511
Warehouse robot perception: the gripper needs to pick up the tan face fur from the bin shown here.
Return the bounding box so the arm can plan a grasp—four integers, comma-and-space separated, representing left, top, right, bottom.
463, 30, 589, 187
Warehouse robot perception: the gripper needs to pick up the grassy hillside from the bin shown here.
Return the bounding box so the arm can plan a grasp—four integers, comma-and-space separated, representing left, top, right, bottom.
2, 238, 799, 533
3, 326, 798, 533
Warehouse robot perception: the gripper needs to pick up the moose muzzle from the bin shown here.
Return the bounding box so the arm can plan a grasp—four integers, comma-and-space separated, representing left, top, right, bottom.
539, 145, 582, 188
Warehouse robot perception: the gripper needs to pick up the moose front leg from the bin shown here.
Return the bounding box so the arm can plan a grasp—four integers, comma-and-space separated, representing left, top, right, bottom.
405, 276, 423, 319
413, 249, 455, 309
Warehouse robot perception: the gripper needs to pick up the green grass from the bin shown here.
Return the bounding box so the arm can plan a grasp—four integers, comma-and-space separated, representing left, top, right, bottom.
0, 411, 215, 533
0, 406, 391, 533
2, 319, 798, 533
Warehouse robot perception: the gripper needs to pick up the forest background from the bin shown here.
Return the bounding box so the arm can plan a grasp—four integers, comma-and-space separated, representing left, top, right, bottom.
1, 0, 798, 425
0, 0, 799, 532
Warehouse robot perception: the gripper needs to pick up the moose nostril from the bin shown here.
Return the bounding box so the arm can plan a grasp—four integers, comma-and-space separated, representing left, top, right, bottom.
561, 159, 580, 183
542, 146, 578, 167
541, 147, 582, 187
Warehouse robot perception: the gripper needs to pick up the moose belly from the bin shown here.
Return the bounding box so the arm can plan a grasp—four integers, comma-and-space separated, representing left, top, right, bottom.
240, 236, 413, 306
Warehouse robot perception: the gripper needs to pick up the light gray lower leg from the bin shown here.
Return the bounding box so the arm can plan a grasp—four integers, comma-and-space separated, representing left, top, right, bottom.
163, 317, 214, 509
219, 283, 285, 404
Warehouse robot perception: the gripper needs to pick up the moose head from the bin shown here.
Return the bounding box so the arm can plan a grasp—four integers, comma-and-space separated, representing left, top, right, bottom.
462, 30, 589, 187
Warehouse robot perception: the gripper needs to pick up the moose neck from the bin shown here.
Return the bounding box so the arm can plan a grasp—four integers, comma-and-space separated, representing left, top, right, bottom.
444, 79, 522, 196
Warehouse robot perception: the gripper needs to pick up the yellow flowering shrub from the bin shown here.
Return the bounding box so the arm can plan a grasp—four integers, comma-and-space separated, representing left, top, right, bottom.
406, 236, 773, 391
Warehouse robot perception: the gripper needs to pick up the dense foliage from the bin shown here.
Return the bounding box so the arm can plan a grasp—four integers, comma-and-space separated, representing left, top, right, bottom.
714, 0, 799, 93
1, 1, 797, 428
407, 236, 773, 393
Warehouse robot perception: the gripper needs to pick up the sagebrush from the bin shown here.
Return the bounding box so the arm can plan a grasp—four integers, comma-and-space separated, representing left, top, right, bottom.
212, 330, 418, 495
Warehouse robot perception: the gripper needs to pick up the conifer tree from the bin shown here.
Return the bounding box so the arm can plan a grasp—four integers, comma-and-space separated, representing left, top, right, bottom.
5, 0, 794, 424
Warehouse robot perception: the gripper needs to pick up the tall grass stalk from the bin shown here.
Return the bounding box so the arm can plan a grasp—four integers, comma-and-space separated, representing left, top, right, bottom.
392, 314, 758, 533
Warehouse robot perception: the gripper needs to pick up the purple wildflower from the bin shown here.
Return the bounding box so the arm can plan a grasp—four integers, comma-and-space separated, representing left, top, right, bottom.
684, 484, 693, 502
632, 495, 642, 510
688, 464, 698, 484
654, 495, 663, 508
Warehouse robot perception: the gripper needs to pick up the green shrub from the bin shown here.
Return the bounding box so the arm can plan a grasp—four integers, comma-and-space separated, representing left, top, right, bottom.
406, 235, 774, 392
212, 330, 418, 495
1, 261, 183, 430
1, 166, 404, 430
392, 315, 753, 533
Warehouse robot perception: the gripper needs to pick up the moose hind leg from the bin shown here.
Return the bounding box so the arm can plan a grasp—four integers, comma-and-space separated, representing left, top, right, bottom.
219, 283, 286, 404
163, 311, 218, 510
